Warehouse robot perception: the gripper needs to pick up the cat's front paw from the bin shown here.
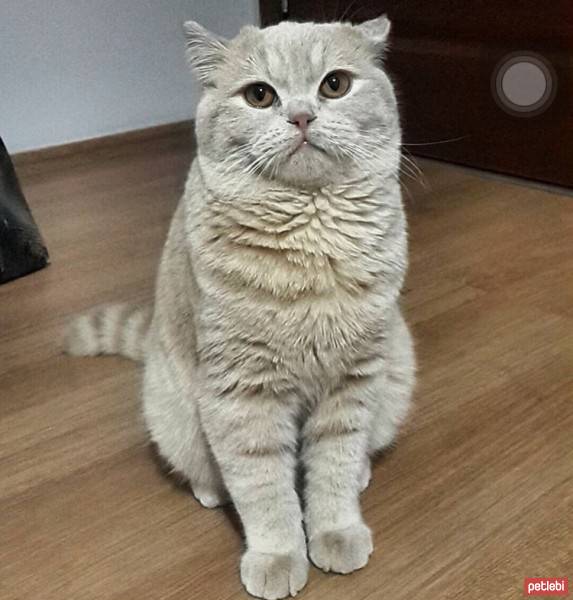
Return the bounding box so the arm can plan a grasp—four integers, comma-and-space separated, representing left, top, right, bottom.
240, 549, 309, 599
309, 523, 373, 574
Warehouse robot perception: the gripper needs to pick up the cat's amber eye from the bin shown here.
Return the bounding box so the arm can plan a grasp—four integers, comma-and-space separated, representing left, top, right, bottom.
319, 71, 352, 99
244, 82, 276, 108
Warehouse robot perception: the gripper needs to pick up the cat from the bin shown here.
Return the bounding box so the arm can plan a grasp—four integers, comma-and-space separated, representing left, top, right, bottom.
65, 15, 416, 600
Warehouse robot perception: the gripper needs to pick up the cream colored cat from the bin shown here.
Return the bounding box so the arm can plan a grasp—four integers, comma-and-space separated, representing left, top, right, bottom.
66, 16, 415, 600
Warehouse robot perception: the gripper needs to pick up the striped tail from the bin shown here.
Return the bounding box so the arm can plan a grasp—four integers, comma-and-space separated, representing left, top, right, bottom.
64, 303, 152, 361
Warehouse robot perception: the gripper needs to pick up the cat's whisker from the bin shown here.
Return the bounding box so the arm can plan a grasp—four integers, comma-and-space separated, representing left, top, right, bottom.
400, 152, 423, 177
403, 135, 467, 147
400, 151, 430, 189
339, 0, 362, 22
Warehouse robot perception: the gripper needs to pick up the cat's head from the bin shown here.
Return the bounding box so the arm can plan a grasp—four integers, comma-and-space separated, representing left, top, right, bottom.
185, 17, 400, 189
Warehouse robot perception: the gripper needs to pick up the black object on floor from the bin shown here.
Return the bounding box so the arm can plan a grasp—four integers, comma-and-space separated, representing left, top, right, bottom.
0, 137, 49, 285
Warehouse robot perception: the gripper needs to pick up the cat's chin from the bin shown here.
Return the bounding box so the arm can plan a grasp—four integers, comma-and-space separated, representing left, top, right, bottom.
274, 146, 342, 188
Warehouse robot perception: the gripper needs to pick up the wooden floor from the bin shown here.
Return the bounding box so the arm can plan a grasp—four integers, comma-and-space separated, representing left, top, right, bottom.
1, 130, 572, 600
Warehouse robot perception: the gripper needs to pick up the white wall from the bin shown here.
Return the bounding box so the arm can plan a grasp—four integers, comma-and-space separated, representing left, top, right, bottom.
0, 0, 259, 153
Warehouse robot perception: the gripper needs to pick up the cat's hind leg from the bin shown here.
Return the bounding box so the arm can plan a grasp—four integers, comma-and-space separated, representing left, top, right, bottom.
142, 348, 228, 508
368, 305, 416, 456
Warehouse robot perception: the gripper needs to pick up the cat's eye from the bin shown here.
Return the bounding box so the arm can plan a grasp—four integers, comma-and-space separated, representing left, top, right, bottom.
319, 71, 352, 99
244, 82, 276, 108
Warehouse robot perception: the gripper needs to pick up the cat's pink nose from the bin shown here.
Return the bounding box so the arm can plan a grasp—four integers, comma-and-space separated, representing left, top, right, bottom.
287, 112, 316, 131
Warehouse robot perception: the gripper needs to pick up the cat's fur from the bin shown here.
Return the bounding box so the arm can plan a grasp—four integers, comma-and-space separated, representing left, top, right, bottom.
65, 16, 415, 600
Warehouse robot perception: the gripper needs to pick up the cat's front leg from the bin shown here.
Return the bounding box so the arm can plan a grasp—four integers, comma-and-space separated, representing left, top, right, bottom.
197, 388, 308, 600
302, 380, 376, 574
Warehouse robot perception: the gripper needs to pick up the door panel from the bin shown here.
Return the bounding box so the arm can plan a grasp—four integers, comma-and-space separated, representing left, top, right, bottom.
261, 0, 573, 187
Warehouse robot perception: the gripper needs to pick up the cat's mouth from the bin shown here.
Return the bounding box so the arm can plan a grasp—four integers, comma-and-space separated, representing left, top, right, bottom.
288, 136, 325, 157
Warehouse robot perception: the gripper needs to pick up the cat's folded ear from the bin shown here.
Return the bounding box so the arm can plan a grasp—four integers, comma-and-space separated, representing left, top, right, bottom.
183, 21, 228, 86
354, 15, 392, 62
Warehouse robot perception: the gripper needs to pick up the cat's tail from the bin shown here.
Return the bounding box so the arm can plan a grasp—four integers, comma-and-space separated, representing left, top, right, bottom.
64, 303, 152, 362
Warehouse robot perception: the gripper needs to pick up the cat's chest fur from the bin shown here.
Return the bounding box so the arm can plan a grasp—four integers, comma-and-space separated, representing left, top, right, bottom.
193, 175, 404, 301
186, 173, 405, 398
197, 287, 386, 402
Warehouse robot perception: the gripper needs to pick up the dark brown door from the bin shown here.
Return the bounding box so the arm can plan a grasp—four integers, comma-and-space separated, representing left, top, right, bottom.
261, 1, 573, 188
